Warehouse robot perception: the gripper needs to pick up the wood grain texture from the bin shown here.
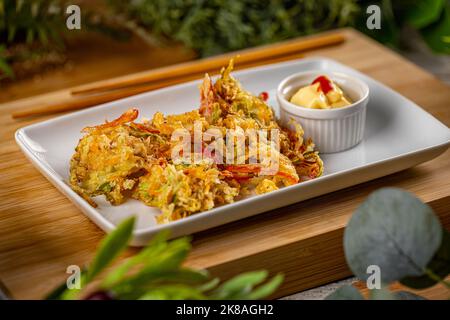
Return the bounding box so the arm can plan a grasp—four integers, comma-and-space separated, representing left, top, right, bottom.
71, 33, 344, 95
0, 28, 449, 300
0, 33, 197, 104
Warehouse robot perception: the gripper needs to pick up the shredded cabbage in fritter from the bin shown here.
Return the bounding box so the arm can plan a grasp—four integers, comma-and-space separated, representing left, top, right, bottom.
69, 60, 323, 223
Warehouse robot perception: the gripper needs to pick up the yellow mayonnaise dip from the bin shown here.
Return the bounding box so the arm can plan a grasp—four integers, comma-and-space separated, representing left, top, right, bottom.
290, 76, 352, 109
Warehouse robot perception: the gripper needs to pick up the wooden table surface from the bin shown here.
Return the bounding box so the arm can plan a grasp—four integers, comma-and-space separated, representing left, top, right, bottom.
0, 29, 449, 300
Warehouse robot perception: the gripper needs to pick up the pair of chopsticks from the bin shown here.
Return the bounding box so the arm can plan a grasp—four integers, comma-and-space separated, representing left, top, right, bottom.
12, 33, 345, 119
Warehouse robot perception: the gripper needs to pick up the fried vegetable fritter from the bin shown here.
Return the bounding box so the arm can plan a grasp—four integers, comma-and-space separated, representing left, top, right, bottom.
70, 112, 148, 206
69, 60, 324, 223
133, 164, 239, 223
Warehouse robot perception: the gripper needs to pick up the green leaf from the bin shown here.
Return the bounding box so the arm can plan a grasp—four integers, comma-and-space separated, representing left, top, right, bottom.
394, 291, 427, 300
213, 270, 268, 299
160, 268, 209, 283
16, 0, 24, 12
369, 287, 396, 300
325, 285, 365, 300
400, 229, 450, 289
113, 269, 209, 300
45, 279, 74, 300
0, 57, 14, 79
139, 284, 206, 300
109, 237, 191, 295
101, 230, 170, 288
403, 0, 445, 29
421, 3, 450, 54
86, 216, 135, 283
197, 278, 220, 292
59, 271, 89, 300
344, 188, 442, 284
26, 28, 35, 44
127, 268, 209, 288
31, 1, 40, 18
246, 274, 284, 300
7, 25, 17, 42
37, 25, 49, 45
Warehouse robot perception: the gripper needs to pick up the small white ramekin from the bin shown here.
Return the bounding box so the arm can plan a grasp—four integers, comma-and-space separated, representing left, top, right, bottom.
277, 71, 369, 153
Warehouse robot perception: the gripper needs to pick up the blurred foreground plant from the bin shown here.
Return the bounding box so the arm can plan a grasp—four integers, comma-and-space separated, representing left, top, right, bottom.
47, 217, 283, 300
326, 188, 450, 300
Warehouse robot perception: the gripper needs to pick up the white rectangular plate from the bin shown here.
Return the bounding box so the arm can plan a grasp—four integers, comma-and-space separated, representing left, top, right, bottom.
16, 58, 450, 246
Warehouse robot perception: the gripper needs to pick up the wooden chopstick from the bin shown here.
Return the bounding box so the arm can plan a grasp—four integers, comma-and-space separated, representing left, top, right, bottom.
12, 33, 345, 119
11, 52, 307, 118
72, 33, 345, 96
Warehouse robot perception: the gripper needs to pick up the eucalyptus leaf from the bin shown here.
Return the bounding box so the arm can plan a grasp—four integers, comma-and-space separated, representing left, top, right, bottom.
369, 287, 396, 300
325, 285, 364, 300
344, 188, 442, 284
86, 216, 135, 283
394, 291, 427, 300
400, 229, 450, 289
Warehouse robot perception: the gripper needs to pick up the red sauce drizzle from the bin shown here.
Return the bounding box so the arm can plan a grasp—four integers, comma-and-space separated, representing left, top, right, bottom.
259, 91, 269, 101
312, 76, 333, 94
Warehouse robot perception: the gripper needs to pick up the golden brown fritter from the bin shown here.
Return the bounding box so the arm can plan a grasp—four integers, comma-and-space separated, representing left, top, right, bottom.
69, 60, 323, 223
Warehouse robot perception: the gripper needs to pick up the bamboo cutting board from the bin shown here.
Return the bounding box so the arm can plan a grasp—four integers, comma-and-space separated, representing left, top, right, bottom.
0, 29, 449, 299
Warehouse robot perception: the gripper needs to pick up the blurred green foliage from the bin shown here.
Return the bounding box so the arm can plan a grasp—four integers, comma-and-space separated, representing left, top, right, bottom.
1, 0, 449, 80
107, 0, 360, 56
0, 0, 69, 79
107, 0, 449, 55
0, 0, 126, 80
47, 217, 283, 300
358, 0, 450, 53
0, 0, 66, 46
